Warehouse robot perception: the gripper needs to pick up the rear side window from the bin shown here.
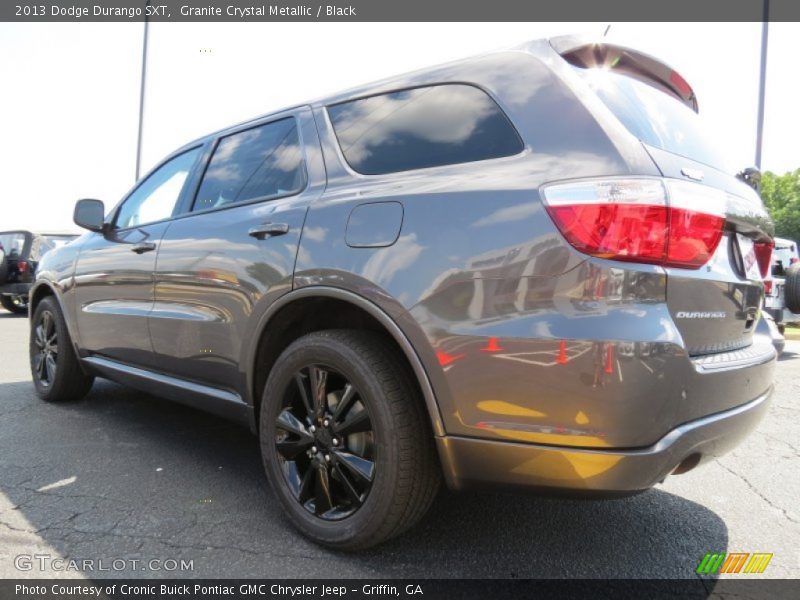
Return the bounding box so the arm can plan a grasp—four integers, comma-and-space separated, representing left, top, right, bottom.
327, 84, 523, 175
193, 117, 306, 212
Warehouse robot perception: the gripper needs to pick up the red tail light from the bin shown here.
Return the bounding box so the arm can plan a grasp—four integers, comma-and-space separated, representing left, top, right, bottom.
541, 178, 726, 269
17, 260, 29, 274
753, 241, 773, 278
790, 257, 798, 265
764, 279, 773, 295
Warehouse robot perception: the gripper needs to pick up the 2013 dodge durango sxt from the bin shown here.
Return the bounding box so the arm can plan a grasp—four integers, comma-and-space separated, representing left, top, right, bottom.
30, 36, 776, 549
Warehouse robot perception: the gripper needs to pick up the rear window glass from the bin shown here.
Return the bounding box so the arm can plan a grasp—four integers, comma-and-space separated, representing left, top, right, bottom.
574, 67, 731, 173
327, 84, 523, 175
0, 233, 27, 258
193, 117, 306, 212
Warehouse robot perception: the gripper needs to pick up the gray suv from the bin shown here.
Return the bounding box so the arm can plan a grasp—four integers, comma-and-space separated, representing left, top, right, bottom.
30, 36, 776, 549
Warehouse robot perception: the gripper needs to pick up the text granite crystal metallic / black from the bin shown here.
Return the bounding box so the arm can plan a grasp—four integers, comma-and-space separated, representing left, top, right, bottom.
28, 34, 776, 549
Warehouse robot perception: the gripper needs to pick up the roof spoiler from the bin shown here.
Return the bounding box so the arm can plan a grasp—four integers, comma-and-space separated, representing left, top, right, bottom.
550, 35, 699, 113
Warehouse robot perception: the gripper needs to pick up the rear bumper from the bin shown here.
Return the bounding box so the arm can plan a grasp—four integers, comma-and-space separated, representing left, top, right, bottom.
437, 387, 771, 494
0, 283, 30, 296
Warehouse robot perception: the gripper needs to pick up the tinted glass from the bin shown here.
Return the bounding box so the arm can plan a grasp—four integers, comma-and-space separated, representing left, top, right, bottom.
116, 148, 201, 229
0, 233, 27, 258
327, 84, 523, 175
193, 118, 306, 211
574, 67, 731, 173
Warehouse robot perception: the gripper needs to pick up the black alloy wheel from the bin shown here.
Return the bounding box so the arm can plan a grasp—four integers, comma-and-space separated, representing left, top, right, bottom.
275, 364, 376, 520
29, 296, 94, 402
260, 330, 441, 549
32, 309, 58, 387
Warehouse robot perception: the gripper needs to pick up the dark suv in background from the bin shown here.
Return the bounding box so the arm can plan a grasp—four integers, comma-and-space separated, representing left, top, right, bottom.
0, 230, 76, 313
30, 36, 775, 549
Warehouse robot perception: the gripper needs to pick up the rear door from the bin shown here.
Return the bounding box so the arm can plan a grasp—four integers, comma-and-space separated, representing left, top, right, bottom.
149, 107, 325, 391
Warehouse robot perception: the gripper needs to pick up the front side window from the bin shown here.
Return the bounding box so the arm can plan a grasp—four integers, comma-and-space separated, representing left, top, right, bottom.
327, 84, 523, 175
115, 148, 201, 229
192, 118, 306, 212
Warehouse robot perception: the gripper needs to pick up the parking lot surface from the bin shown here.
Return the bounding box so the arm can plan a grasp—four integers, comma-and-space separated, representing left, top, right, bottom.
0, 312, 798, 579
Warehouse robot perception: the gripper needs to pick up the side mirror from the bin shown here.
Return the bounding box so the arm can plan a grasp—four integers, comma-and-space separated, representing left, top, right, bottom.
73, 199, 106, 232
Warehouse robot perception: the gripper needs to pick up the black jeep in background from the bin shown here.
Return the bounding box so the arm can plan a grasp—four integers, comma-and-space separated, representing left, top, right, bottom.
0, 231, 77, 314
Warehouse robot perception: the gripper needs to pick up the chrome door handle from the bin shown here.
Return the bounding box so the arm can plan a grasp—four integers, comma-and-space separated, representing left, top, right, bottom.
248, 222, 289, 240
131, 241, 156, 254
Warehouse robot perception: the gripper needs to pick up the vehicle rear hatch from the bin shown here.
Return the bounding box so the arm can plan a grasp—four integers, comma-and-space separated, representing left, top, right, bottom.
554, 38, 774, 356
0, 231, 33, 284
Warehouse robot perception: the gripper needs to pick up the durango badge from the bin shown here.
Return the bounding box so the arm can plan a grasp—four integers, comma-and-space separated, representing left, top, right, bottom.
676, 311, 728, 319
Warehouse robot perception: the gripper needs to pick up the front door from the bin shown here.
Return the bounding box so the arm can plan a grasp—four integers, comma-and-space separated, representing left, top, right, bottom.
73, 147, 203, 367
149, 108, 325, 391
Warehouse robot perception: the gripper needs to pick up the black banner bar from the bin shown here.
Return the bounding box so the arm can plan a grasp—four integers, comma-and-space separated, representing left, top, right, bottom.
3, 0, 800, 22
3, 580, 800, 600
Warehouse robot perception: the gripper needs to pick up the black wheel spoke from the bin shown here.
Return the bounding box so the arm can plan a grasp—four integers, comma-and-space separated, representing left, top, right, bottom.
33, 354, 45, 378
297, 466, 315, 503
308, 366, 328, 417
333, 463, 364, 507
333, 450, 375, 483
42, 312, 52, 337
276, 439, 311, 460
34, 325, 45, 349
285, 461, 315, 502
276, 409, 313, 459
293, 373, 314, 417
314, 465, 334, 516
44, 355, 56, 383
276, 408, 312, 439
334, 409, 371, 436
332, 383, 357, 421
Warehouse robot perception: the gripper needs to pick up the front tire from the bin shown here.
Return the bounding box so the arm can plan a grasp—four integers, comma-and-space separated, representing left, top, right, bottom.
30, 297, 94, 402
259, 330, 440, 550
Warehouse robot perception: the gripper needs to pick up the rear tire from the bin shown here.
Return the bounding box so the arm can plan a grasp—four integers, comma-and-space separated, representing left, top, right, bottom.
1, 294, 28, 314
259, 329, 440, 550
785, 263, 800, 315
30, 297, 94, 402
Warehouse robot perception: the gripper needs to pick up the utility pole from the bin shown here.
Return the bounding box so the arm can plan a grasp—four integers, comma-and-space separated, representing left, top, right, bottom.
755, 0, 769, 169
135, 3, 150, 182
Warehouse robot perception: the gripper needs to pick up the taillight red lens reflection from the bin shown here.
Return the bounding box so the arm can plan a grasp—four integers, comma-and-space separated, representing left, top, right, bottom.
753, 241, 774, 278
545, 203, 724, 269
547, 204, 667, 263
542, 178, 727, 270
665, 208, 725, 268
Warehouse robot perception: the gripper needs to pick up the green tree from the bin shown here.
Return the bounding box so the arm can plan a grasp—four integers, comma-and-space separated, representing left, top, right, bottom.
761, 169, 800, 242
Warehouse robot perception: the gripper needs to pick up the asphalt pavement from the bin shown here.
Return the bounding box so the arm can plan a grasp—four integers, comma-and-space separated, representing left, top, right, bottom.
0, 311, 798, 579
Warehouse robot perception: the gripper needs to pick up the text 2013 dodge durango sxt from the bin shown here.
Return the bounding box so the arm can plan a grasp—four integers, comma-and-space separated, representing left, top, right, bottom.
30, 36, 776, 549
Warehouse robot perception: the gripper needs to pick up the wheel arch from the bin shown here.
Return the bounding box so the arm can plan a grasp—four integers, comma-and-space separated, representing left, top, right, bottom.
29, 280, 57, 316
246, 286, 445, 438
29, 280, 87, 369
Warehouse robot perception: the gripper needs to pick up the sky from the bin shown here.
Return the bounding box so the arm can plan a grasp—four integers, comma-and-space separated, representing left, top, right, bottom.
1, 22, 798, 233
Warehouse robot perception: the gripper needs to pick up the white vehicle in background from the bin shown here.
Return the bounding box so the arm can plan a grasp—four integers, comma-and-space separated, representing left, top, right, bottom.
764, 236, 800, 331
